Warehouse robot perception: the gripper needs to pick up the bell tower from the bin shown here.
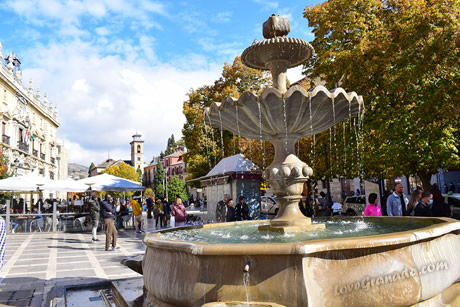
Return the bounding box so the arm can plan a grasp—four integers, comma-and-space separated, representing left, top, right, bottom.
130, 133, 144, 173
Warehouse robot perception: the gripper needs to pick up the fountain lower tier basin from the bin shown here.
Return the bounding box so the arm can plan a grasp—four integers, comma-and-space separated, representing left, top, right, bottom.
142, 217, 460, 307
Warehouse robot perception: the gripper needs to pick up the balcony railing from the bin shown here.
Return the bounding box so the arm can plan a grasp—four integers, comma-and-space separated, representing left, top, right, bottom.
33, 150, 38, 157
51, 157, 55, 164
2, 135, 10, 145
40, 153, 46, 160
50, 172, 55, 180
18, 142, 29, 153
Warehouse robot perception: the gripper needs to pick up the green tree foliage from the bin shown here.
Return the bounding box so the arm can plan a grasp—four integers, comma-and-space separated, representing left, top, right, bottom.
144, 188, 154, 198
304, 0, 460, 189
136, 167, 143, 183
167, 176, 188, 202
100, 162, 140, 197
182, 56, 271, 181
155, 162, 165, 198
165, 134, 176, 156
102, 162, 140, 182
88, 162, 95, 176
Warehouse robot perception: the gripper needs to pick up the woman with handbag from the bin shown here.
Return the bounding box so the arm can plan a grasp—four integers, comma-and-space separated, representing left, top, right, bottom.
171, 196, 186, 227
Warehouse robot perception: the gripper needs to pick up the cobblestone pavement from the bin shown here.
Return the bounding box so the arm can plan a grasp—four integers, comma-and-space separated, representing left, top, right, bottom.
0, 212, 171, 307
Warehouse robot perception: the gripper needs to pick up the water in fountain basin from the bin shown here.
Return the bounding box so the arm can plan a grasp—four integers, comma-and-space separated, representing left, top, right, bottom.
159, 219, 435, 244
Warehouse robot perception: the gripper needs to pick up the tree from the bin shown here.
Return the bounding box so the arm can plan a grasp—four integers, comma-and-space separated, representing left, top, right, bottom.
136, 167, 143, 183
144, 188, 155, 198
304, 0, 460, 190
182, 56, 271, 181
167, 176, 188, 203
165, 134, 176, 156
101, 162, 140, 197
155, 162, 165, 198
0, 150, 10, 179
88, 162, 95, 176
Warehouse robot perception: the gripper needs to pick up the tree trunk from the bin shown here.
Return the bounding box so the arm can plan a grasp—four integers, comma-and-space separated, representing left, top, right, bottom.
417, 171, 432, 192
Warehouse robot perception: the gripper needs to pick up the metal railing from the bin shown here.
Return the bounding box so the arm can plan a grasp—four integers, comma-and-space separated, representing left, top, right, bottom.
18, 141, 29, 152
51, 157, 55, 164
2, 135, 10, 145
40, 153, 46, 160
33, 149, 38, 157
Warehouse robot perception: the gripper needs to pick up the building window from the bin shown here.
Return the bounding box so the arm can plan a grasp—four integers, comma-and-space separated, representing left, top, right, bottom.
137, 157, 140, 161
137, 145, 141, 153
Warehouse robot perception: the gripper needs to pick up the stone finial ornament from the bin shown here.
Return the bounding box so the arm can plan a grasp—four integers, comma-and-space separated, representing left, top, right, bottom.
29, 78, 33, 92
0, 42, 3, 60
44, 92, 48, 103
36, 87, 41, 99
263, 14, 290, 39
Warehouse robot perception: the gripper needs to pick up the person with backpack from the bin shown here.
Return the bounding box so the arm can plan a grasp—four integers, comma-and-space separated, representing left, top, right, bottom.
88, 195, 100, 242
171, 196, 187, 227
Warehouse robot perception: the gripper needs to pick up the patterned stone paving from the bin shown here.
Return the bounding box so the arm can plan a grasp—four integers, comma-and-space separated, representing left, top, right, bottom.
0, 212, 162, 306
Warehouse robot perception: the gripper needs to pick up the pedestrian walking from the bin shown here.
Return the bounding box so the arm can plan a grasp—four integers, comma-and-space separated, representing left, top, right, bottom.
235, 195, 250, 221
101, 195, 120, 251
131, 198, 145, 234
386, 183, 409, 216
226, 198, 236, 222
363, 193, 382, 216
146, 196, 154, 219
162, 198, 170, 227
154, 199, 164, 228
88, 195, 100, 242
171, 196, 187, 227
406, 189, 422, 216
216, 194, 230, 223
414, 191, 433, 217
116, 199, 130, 229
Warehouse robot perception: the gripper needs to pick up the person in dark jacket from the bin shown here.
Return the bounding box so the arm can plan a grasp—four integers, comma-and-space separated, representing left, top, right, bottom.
414, 191, 433, 217
101, 195, 119, 251
226, 198, 236, 222
88, 195, 100, 242
298, 194, 313, 217
235, 196, 250, 221
216, 194, 230, 223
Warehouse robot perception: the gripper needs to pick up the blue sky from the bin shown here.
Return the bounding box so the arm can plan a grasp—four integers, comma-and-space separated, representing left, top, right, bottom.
0, 0, 322, 168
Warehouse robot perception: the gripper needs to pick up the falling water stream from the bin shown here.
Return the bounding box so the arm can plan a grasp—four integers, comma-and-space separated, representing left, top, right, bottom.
243, 271, 250, 305
218, 111, 225, 157
236, 104, 242, 149
206, 113, 217, 166
282, 99, 289, 153
257, 103, 266, 169
203, 115, 212, 168
309, 95, 315, 168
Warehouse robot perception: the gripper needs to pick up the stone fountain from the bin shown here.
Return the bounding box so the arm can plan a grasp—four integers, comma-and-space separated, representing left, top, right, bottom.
131, 15, 460, 307
206, 14, 363, 232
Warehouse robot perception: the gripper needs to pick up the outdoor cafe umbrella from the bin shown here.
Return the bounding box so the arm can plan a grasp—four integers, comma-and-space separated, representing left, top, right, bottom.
78, 174, 145, 192
0, 174, 88, 193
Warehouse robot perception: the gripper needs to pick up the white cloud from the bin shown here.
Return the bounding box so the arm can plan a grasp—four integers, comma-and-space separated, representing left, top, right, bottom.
72, 78, 89, 93
21, 39, 221, 166
212, 12, 232, 23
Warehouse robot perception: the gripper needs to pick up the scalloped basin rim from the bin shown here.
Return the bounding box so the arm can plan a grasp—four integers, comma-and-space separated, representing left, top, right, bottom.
143, 217, 460, 256
207, 85, 363, 113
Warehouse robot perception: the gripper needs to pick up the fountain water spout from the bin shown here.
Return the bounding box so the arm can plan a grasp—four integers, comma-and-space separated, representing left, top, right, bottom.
244, 262, 250, 272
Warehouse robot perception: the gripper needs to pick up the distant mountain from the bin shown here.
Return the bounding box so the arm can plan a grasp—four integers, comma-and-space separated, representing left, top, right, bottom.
68, 163, 89, 179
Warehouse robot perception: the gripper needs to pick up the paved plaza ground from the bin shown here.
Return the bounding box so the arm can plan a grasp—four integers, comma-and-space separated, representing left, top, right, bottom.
0, 212, 177, 307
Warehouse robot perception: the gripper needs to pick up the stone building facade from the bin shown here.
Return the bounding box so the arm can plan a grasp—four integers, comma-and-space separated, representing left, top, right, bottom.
0, 42, 67, 182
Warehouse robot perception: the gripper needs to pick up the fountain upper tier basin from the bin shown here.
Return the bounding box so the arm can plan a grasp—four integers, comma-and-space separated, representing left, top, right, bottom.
241, 37, 314, 70
205, 85, 363, 140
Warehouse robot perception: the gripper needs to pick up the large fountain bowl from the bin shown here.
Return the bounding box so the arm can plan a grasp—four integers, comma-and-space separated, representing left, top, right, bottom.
142, 217, 460, 306
206, 85, 363, 141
